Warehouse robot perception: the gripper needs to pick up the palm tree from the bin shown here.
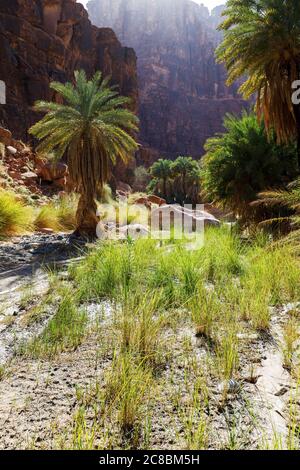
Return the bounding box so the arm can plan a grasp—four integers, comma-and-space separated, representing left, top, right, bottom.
186, 165, 202, 205
253, 179, 300, 233
216, 0, 300, 165
201, 112, 298, 223
171, 156, 196, 204
150, 159, 173, 199
29, 70, 139, 237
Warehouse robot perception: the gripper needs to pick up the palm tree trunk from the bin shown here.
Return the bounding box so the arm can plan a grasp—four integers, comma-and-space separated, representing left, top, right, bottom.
295, 104, 300, 170
163, 178, 167, 199
74, 193, 99, 238
295, 62, 300, 171
182, 173, 186, 204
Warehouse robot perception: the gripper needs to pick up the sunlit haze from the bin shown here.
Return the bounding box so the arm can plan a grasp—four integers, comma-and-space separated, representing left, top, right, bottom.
78, 0, 224, 12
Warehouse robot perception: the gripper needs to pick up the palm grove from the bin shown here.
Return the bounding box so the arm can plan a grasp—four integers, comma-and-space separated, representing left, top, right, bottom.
27, 0, 300, 240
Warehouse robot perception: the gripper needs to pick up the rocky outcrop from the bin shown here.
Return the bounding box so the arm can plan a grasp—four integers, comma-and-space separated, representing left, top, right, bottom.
0, 0, 138, 141
88, 0, 247, 162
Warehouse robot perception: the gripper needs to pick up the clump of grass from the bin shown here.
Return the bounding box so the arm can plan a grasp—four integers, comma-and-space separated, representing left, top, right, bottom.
34, 204, 61, 231
239, 284, 271, 331
216, 328, 239, 382
34, 195, 76, 232
19, 284, 35, 310
0, 365, 6, 381
0, 190, 34, 237
189, 284, 220, 339
117, 290, 165, 367
105, 352, 152, 435
75, 242, 124, 301
198, 227, 244, 284
282, 318, 299, 370
182, 372, 210, 449
70, 407, 100, 450
56, 195, 77, 230
0, 142, 5, 159
23, 292, 87, 358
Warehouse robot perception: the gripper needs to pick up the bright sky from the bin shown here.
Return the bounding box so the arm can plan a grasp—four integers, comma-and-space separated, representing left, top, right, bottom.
78, 1, 224, 13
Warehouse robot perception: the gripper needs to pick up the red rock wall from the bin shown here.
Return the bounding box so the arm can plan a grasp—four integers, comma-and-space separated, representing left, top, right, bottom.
88, 0, 248, 162
0, 0, 138, 141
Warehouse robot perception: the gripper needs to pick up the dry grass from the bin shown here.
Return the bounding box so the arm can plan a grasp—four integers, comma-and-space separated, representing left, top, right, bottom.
0, 190, 34, 237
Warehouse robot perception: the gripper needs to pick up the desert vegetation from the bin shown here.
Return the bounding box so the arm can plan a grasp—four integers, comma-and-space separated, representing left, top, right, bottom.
1, 229, 300, 449
148, 156, 201, 205
1, 0, 300, 454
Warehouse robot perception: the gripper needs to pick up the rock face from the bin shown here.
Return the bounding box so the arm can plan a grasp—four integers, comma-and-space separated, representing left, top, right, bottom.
0, 0, 138, 141
88, 0, 247, 162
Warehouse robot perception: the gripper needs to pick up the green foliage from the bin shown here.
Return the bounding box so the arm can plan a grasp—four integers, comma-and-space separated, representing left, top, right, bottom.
23, 292, 88, 358
133, 166, 151, 192
0, 190, 34, 237
148, 156, 201, 205
29, 70, 139, 235
216, 0, 300, 149
201, 112, 298, 223
253, 178, 300, 248
34, 195, 77, 231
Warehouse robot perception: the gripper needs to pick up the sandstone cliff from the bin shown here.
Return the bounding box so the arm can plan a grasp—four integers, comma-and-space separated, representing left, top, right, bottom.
0, 0, 138, 141
87, 0, 247, 162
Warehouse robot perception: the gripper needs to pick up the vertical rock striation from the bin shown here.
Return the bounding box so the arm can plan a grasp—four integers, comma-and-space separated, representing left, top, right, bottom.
0, 0, 138, 140
88, 0, 247, 162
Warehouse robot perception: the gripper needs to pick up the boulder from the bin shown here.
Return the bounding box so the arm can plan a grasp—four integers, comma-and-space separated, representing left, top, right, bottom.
22, 171, 38, 183
36, 162, 68, 182
134, 195, 167, 208
6, 146, 17, 155
116, 181, 132, 195
0, 127, 12, 146
134, 197, 152, 209
147, 195, 166, 206
116, 224, 150, 240
151, 204, 220, 233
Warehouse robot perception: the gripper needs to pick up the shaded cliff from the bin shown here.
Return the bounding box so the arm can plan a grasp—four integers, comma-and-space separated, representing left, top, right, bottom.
0, 0, 138, 141
88, 0, 247, 162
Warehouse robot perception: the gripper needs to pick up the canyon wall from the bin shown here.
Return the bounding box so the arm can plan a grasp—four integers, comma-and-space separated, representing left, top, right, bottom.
0, 0, 138, 141
88, 0, 247, 162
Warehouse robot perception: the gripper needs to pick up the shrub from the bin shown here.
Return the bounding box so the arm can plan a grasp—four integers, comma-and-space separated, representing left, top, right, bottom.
0, 190, 34, 237
201, 112, 298, 224
34, 195, 77, 232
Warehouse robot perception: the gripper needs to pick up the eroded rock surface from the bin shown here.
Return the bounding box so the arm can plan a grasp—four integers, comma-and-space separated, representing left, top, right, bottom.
0, 0, 138, 140
88, 0, 248, 162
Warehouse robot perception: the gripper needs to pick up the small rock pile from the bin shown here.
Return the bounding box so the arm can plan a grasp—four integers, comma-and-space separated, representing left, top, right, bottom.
0, 126, 69, 201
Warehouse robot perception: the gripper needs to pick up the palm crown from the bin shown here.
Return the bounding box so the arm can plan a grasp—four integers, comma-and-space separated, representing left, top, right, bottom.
216, 0, 300, 154
30, 70, 139, 236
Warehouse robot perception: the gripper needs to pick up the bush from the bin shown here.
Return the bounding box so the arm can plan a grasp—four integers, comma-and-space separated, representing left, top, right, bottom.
201, 112, 298, 224
0, 190, 34, 237
34, 195, 77, 231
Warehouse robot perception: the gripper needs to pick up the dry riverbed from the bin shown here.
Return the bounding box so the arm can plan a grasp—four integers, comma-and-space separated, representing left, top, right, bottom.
0, 233, 299, 450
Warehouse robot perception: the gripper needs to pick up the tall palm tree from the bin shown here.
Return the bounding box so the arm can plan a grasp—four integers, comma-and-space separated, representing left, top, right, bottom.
29, 70, 139, 237
186, 165, 202, 205
150, 159, 173, 199
171, 156, 197, 204
216, 0, 300, 165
